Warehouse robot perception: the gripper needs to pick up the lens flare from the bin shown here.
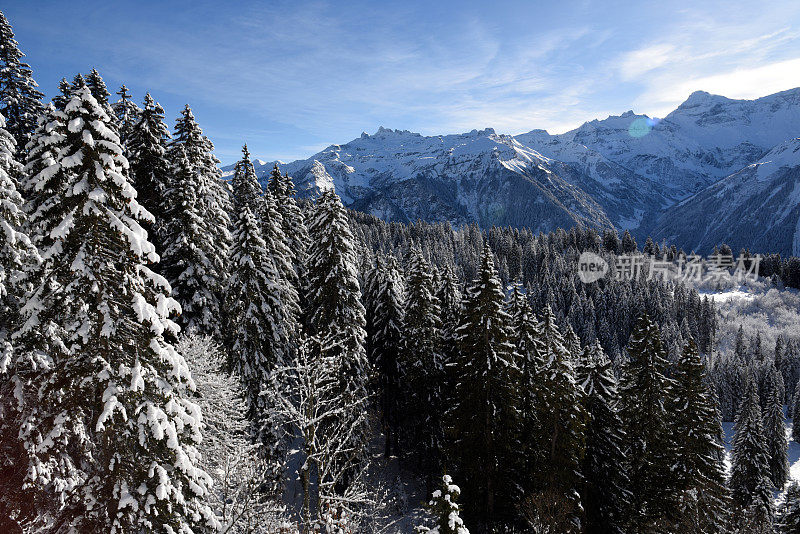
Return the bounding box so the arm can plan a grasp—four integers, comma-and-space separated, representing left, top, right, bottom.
628, 116, 661, 138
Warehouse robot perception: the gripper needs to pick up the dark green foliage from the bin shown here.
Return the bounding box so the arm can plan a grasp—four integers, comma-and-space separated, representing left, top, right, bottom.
670, 339, 730, 533
619, 313, 678, 532
730, 374, 774, 532
447, 244, 520, 533
0, 11, 43, 155
579, 341, 631, 534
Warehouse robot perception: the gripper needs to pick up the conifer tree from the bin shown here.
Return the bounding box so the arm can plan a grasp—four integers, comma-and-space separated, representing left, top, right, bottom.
527, 305, 586, 533
127, 93, 170, 249
51, 78, 71, 111
159, 145, 221, 335
21, 103, 69, 253
448, 244, 519, 532
401, 245, 445, 471
112, 84, 141, 151
366, 255, 404, 457
763, 368, 789, 491
730, 374, 774, 533
619, 313, 678, 532
11, 86, 217, 532
0, 10, 43, 154
226, 191, 296, 442
436, 263, 461, 393
0, 110, 39, 533
232, 144, 263, 213
268, 163, 309, 282
0, 111, 36, 332
85, 68, 111, 111
777, 482, 800, 533
579, 341, 631, 534
670, 339, 729, 533
306, 190, 370, 470
416, 474, 470, 534
162, 105, 230, 335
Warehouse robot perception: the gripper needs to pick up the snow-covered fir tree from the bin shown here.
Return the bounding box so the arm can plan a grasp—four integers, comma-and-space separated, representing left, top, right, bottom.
619, 312, 679, 533
578, 341, 631, 534
127, 93, 170, 249
416, 474, 470, 534
670, 339, 729, 533
777, 482, 800, 534
762, 366, 789, 491
0, 110, 36, 333
85, 68, 111, 114
231, 144, 264, 213
448, 243, 520, 533
730, 373, 774, 533
111, 84, 141, 152
20, 102, 69, 253
526, 304, 586, 534
162, 104, 230, 336
365, 254, 405, 458
0, 10, 43, 155
401, 245, 445, 474
10, 86, 217, 532
226, 183, 297, 443
307, 190, 369, 403
267, 162, 309, 284
0, 109, 39, 533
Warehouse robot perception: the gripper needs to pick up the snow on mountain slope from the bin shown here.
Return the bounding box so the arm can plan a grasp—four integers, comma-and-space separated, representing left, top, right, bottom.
538, 88, 800, 198
649, 138, 800, 256
224, 127, 616, 233
514, 129, 670, 229
220, 88, 800, 253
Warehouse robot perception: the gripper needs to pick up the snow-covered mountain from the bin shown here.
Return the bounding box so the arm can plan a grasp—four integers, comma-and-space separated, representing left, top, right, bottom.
224, 127, 616, 233
650, 138, 800, 256
222, 88, 800, 255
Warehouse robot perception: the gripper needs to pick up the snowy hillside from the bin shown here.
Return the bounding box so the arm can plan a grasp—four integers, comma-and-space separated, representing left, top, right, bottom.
650, 138, 800, 255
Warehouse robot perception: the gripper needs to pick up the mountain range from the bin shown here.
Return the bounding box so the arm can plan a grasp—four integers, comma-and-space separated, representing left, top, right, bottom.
221, 88, 800, 256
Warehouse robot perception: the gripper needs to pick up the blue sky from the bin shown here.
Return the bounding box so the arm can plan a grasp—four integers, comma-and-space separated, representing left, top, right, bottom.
5, 0, 800, 164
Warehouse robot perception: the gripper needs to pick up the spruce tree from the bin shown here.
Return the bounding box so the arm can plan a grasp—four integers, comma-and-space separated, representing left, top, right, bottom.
777, 482, 800, 533
51, 77, 71, 111
0, 110, 39, 533
85, 68, 111, 111
159, 145, 221, 335
162, 105, 230, 335
226, 191, 296, 442
20, 103, 69, 253
112, 84, 141, 151
231, 144, 263, 213
267, 163, 309, 282
619, 313, 678, 532
670, 339, 730, 533
0, 10, 43, 154
416, 474, 470, 534
401, 245, 445, 472
11, 86, 217, 532
0, 110, 36, 332
730, 374, 774, 533
579, 341, 631, 534
763, 367, 789, 491
127, 93, 170, 250
527, 305, 586, 533
306, 190, 370, 474
366, 255, 404, 458
447, 244, 519, 532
